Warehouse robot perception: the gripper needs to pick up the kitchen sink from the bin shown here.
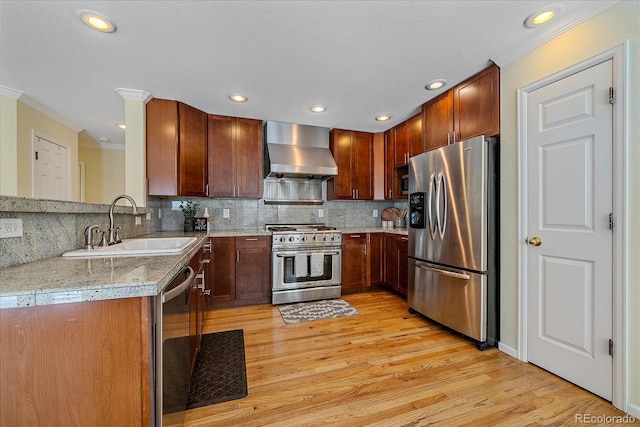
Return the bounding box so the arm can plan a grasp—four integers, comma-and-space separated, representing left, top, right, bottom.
62, 237, 197, 257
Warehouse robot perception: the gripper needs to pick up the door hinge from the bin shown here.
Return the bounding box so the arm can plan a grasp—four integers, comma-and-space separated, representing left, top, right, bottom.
609, 339, 614, 356
609, 87, 616, 104
35, 151, 39, 160
609, 213, 614, 231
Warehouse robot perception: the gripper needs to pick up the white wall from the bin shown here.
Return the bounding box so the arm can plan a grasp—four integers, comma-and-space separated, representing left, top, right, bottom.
499, 0, 639, 411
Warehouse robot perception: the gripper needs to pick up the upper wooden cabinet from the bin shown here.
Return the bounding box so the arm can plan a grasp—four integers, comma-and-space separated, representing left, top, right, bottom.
327, 129, 374, 200
383, 129, 394, 200
146, 99, 208, 196
208, 115, 263, 198
393, 113, 423, 166
423, 64, 499, 151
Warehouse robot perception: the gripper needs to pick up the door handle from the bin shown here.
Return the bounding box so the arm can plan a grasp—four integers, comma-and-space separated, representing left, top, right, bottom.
527, 236, 543, 246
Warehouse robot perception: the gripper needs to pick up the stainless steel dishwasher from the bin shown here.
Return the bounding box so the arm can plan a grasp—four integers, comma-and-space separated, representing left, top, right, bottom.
156, 265, 195, 426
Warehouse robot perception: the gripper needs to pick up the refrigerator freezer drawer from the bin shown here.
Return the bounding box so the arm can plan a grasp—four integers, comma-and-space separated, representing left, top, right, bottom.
408, 259, 487, 342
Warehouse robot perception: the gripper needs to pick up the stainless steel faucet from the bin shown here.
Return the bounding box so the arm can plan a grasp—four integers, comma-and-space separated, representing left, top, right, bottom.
108, 194, 139, 245
84, 224, 99, 250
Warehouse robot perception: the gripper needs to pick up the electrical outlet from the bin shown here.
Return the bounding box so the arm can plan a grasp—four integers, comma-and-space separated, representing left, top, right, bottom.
135, 216, 142, 225
146, 212, 152, 220
223, 208, 230, 219
0, 218, 23, 238
158, 209, 162, 219
171, 201, 182, 210
373, 209, 378, 217
318, 209, 324, 218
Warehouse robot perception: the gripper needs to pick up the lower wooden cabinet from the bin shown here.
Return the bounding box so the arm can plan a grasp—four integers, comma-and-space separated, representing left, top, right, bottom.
0, 298, 154, 426
211, 236, 271, 307
384, 233, 408, 295
342, 232, 384, 290
189, 241, 210, 376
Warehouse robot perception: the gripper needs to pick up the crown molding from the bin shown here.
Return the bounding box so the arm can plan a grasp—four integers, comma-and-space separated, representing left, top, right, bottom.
1, 85, 83, 132
115, 88, 153, 103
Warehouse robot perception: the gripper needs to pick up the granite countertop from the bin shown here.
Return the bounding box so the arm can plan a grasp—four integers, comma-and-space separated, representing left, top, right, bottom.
0, 232, 208, 310
0, 227, 407, 310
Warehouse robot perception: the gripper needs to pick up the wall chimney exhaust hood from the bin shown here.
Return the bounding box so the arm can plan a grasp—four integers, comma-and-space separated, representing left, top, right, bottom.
264, 121, 338, 180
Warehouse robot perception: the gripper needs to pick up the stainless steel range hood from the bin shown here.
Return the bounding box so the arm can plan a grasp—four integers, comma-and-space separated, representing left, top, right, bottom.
264, 121, 337, 180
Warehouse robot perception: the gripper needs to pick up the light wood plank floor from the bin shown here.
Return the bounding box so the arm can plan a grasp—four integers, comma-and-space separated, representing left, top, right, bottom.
186, 290, 629, 426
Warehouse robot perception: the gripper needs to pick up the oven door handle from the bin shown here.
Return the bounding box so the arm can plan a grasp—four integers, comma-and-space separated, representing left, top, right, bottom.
276, 251, 340, 257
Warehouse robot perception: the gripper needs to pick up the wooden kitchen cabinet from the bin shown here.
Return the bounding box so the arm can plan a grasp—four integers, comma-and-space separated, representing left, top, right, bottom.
211, 236, 271, 307
189, 241, 210, 376
422, 64, 499, 151
235, 236, 271, 303
384, 233, 409, 296
392, 113, 423, 167
0, 298, 153, 426
368, 233, 383, 286
208, 115, 263, 198
327, 129, 374, 200
146, 98, 208, 196
342, 233, 368, 289
383, 129, 394, 200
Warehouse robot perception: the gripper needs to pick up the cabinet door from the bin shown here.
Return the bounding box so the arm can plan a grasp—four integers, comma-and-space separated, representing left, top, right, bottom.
352, 131, 373, 200
146, 99, 179, 196
409, 113, 423, 156
422, 90, 454, 152
396, 235, 409, 295
368, 233, 383, 286
328, 129, 354, 200
383, 129, 394, 200
393, 121, 409, 166
208, 115, 236, 197
384, 233, 398, 289
178, 103, 208, 196
235, 118, 263, 198
342, 234, 368, 288
453, 64, 500, 140
235, 237, 270, 303
211, 237, 235, 303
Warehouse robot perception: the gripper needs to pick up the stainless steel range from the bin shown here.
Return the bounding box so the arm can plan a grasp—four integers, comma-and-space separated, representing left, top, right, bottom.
267, 224, 342, 305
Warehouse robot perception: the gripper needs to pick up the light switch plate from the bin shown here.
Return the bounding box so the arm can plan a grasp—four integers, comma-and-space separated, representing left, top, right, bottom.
373, 209, 378, 217
0, 218, 23, 238
318, 209, 324, 218
146, 212, 152, 220
135, 216, 142, 225
223, 208, 230, 218
171, 201, 181, 210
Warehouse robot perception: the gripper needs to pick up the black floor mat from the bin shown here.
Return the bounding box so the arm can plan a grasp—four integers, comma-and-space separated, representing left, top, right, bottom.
187, 329, 248, 409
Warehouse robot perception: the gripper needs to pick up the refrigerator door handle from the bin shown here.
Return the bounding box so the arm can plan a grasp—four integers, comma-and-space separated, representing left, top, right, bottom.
414, 261, 471, 280
436, 173, 448, 240
428, 173, 437, 240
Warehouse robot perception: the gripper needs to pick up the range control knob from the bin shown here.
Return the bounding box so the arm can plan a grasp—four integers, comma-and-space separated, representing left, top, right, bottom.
323, 236, 328, 241
313, 235, 318, 240
279, 237, 285, 242
289, 236, 295, 242
302, 236, 307, 242
330, 235, 336, 240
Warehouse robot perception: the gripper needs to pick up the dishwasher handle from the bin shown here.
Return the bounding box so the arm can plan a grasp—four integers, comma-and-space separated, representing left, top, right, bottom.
162, 266, 195, 303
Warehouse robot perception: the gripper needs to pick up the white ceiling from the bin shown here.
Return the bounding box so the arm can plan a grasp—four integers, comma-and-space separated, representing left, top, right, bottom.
0, 1, 617, 147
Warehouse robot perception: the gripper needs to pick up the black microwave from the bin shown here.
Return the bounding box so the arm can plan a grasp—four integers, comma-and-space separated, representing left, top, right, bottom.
401, 174, 409, 195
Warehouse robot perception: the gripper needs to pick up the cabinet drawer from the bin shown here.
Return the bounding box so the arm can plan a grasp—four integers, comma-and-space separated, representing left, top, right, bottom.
342, 233, 367, 244
235, 236, 268, 248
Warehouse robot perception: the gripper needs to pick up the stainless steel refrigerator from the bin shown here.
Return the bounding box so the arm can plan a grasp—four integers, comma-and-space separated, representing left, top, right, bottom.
408, 135, 499, 350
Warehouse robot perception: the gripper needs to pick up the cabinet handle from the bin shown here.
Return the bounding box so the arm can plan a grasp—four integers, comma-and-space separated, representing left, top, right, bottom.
243, 238, 258, 241
364, 245, 367, 255
203, 241, 212, 253
356, 189, 359, 199
447, 133, 450, 144
350, 235, 362, 238
201, 258, 210, 264
205, 184, 209, 197
203, 289, 211, 296
236, 250, 239, 263
390, 189, 393, 199
400, 237, 408, 241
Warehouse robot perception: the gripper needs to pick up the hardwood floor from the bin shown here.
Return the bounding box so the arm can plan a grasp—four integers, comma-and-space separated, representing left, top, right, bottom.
186, 290, 628, 426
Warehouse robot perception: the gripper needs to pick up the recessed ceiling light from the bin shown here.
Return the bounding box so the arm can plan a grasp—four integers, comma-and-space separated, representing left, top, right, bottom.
310, 105, 326, 113
229, 93, 247, 103
425, 79, 448, 90
97, 137, 111, 142
524, 4, 563, 28
117, 124, 126, 129
375, 115, 391, 122
77, 9, 117, 33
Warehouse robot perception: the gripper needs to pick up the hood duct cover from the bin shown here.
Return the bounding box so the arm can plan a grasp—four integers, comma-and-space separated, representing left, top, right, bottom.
264, 121, 337, 180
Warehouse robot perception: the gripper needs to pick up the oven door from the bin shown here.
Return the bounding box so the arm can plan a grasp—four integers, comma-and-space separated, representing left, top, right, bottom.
272, 248, 342, 291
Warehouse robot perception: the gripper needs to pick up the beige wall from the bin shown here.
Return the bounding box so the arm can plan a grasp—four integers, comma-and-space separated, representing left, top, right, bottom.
14, 100, 79, 200
499, 0, 639, 410
0, 96, 18, 195
78, 145, 125, 204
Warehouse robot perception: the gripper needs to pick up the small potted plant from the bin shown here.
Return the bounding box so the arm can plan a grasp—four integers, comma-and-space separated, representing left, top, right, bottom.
179, 200, 201, 232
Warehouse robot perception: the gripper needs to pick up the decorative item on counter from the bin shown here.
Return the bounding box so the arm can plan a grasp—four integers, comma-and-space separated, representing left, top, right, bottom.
381, 207, 407, 228
194, 217, 208, 232
203, 207, 211, 232
179, 200, 201, 232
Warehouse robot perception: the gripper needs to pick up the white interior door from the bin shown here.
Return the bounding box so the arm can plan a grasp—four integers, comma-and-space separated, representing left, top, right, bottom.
34, 136, 70, 200
526, 60, 613, 400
